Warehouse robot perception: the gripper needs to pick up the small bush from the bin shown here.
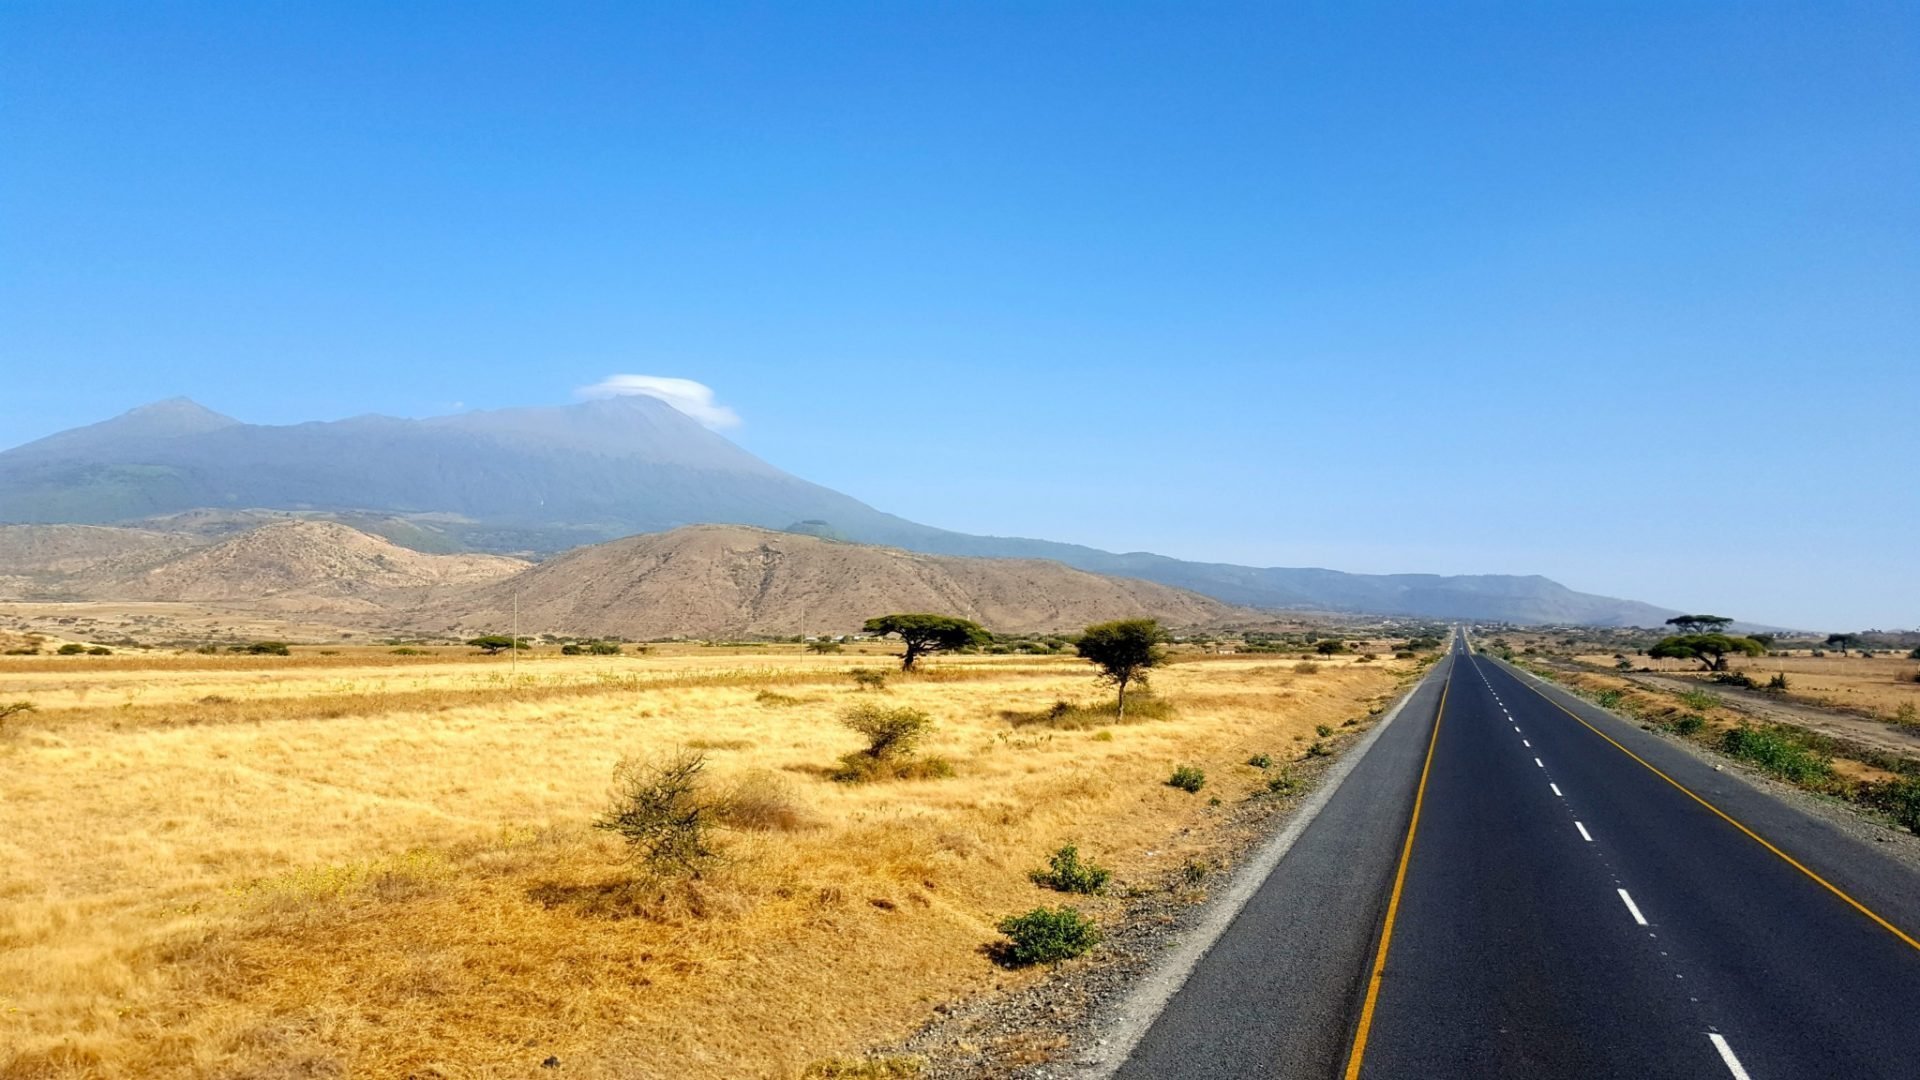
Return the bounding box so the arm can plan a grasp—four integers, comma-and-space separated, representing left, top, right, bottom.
1909, 647, 1920, 661
1858, 777, 1920, 833
1029, 844, 1111, 894
1266, 769, 1299, 795
56, 643, 86, 655
1314, 723, 1334, 738
995, 906, 1101, 966
1356, 653, 1375, 663
1678, 688, 1719, 712
1663, 713, 1707, 736
755, 689, 803, 707
1894, 702, 1919, 729
390, 647, 427, 656
1594, 689, 1625, 709
1247, 753, 1273, 769
242, 641, 291, 656
561, 643, 585, 655
0, 700, 34, 731
806, 640, 845, 654
1304, 740, 1332, 758
1720, 725, 1833, 786
849, 668, 889, 691
3, 647, 40, 656
1615, 657, 1635, 671
1167, 765, 1206, 793
715, 770, 810, 832
1003, 694, 1174, 729
1710, 671, 1757, 689
86, 646, 112, 656
832, 704, 946, 782
594, 750, 720, 877
1766, 672, 1790, 692
1292, 661, 1321, 675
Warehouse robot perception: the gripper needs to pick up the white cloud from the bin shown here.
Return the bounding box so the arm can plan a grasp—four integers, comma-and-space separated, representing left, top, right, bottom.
576, 374, 742, 429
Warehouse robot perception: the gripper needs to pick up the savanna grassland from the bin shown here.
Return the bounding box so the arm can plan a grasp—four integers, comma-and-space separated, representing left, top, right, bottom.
0, 643, 1411, 1079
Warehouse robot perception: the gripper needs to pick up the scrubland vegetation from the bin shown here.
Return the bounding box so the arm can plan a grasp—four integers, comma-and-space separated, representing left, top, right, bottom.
0, 637, 1416, 1078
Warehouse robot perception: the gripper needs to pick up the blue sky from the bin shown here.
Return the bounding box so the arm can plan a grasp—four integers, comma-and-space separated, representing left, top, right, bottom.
2, 2, 1914, 630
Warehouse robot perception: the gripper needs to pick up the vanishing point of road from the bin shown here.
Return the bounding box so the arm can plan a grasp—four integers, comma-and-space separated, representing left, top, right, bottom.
1114, 633, 1920, 1079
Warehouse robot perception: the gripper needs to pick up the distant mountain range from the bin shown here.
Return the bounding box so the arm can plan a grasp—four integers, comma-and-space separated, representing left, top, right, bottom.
0, 397, 1680, 626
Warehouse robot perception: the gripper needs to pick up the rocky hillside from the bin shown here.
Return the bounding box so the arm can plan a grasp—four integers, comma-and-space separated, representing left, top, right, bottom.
440, 525, 1244, 638
110, 520, 528, 612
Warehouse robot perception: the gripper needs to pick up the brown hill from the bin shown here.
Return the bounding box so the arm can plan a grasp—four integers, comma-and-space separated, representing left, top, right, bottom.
114, 520, 529, 612
440, 524, 1245, 638
0, 524, 209, 598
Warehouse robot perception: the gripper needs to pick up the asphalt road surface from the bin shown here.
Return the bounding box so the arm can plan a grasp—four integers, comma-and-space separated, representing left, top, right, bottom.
1118, 633, 1920, 1079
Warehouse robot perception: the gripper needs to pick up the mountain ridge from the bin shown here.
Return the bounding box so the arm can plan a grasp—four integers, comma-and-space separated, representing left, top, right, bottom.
0, 397, 1680, 626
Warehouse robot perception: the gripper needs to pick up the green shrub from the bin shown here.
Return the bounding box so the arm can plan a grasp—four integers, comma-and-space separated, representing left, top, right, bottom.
832, 704, 946, 782
1594, 689, 1625, 709
1678, 688, 1719, 712
243, 641, 291, 656
995, 906, 1101, 966
849, 668, 889, 691
1304, 740, 1333, 758
1314, 723, 1334, 738
1766, 672, 1790, 692
2, 647, 38, 656
1667, 713, 1707, 736
390, 647, 426, 655
86, 646, 111, 656
1909, 647, 1920, 661
1720, 725, 1833, 786
1167, 765, 1206, 793
1858, 777, 1920, 833
593, 750, 720, 876
1028, 844, 1111, 894
1615, 657, 1635, 671
1266, 768, 1299, 795
1894, 701, 1919, 729
1246, 753, 1273, 769
1711, 671, 1757, 689
806, 639, 845, 654
56, 643, 86, 655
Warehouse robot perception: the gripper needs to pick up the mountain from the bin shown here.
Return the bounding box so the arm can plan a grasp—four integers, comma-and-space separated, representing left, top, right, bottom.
436, 525, 1244, 639
0, 397, 1679, 625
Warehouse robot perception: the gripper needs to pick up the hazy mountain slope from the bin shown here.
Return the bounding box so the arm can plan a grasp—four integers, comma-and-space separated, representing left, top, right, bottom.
0, 523, 209, 599
437, 525, 1245, 639
0, 397, 1679, 625
113, 520, 528, 612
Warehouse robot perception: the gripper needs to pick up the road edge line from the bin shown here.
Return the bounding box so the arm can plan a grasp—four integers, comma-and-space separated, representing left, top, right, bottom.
1493, 657, 1920, 954
1071, 656, 1451, 1078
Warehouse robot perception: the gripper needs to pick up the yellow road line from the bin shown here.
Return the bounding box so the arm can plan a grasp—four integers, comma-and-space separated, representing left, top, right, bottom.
1341, 668, 1450, 1080
1498, 659, 1920, 955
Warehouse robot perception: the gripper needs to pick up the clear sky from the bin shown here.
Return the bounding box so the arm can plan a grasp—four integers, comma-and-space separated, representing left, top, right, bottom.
2, 2, 1914, 630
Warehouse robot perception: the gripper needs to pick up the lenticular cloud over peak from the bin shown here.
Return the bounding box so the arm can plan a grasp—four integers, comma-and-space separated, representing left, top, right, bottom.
577, 375, 742, 430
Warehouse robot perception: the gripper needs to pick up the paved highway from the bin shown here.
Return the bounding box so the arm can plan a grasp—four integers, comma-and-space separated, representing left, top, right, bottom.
1115, 632, 1920, 1079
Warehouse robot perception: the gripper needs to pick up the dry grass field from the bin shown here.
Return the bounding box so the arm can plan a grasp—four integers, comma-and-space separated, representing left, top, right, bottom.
1573, 650, 1920, 721
0, 644, 1409, 1079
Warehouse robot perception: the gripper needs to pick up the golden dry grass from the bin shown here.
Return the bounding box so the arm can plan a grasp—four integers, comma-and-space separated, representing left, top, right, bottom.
0, 648, 1405, 1079
1575, 650, 1920, 720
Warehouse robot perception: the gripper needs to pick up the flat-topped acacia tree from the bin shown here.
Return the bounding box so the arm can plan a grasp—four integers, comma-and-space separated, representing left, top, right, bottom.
861, 613, 989, 671
1076, 618, 1167, 720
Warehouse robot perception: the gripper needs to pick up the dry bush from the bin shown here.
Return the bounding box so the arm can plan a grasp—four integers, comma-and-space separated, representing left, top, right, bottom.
832, 703, 951, 782
1293, 661, 1321, 675
715, 770, 812, 832
1001, 694, 1174, 730
594, 750, 722, 877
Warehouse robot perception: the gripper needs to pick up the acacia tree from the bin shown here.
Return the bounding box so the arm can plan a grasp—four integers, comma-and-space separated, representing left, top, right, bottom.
467, 635, 529, 655
1825, 633, 1863, 656
1076, 618, 1166, 720
1648, 633, 1765, 672
861, 613, 988, 671
1666, 614, 1734, 635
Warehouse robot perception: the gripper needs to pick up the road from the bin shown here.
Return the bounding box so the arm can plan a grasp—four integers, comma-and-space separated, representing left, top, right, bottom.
1114, 632, 1920, 1079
